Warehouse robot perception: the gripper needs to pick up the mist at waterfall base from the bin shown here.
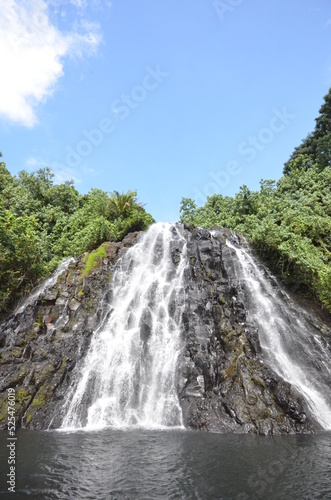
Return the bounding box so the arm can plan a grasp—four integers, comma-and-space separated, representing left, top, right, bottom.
1, 429, 331, 499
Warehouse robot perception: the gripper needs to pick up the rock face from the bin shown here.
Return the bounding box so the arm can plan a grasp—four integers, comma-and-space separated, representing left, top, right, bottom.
0, 232, 141, 430
0, 225, 330, 434
177, 226, 330, 434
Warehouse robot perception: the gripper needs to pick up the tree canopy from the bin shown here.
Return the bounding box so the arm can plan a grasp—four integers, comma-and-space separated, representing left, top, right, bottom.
180, 88, 331, 314
0, 164, 154, 318
284, 88, 331, 174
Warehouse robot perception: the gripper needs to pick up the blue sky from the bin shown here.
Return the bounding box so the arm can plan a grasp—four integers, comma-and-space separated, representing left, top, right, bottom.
1, 0, 331, 222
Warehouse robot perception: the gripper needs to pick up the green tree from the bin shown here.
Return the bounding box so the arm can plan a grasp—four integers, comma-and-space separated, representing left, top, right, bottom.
106, 190, 143, 219
284, 88, 331, 173
0, 164, 154, 318
180, 88, 331, 313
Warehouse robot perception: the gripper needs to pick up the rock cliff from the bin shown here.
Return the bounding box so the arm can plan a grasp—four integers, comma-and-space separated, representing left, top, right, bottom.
0, 225, 330, 434
0, 232, 141, 430
177, 226, 330, 434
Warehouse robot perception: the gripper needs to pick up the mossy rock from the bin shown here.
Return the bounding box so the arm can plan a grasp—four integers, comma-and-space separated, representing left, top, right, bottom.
28, 385, 52, 413
251, 373, 266, 389
0, 351, 16, 364
0, 386, 35, 426
46, 307, 60, 324
56, 273, 66, 284
15, 386, 35, 415
223, 363, 238, 380
16, 387, 34, 404
33, 363, 56, 386
31, 348, 51, 361
67, 269, 75, 284
0, 393, 9, 423
249, 405, 272, 421
33, 314, 43, 327
59, 356, 66, 372
25, 326, 42, 342
79, 243, 108, 280
1, 365, 32, 390
31, 391, 46, 408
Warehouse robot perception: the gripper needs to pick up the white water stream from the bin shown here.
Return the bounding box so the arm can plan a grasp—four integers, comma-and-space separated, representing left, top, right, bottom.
15, 258, 75, 314
226, 240, 331, 430
61, 223, 186, 430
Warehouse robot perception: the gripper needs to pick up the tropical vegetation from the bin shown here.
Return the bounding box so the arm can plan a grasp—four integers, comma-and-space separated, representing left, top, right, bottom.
180, 88, 331, 313
0, 162, 154, 318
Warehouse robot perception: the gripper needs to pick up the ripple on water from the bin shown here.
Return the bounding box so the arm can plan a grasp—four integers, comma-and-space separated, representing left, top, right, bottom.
1, 429, 331, 499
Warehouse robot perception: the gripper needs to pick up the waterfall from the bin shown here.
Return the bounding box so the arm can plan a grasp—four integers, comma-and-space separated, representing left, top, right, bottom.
16, 257, 75, 315
226, 239, 331, 430
61, 223, 186, 430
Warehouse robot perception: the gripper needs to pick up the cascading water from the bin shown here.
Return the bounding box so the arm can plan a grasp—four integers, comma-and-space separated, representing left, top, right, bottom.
61, 223, 186, 430
226, 239, 331, 430
15, 257, 75, 315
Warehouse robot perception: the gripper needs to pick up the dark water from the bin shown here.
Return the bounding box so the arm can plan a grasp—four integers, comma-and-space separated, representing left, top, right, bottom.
1, 429, 331, 499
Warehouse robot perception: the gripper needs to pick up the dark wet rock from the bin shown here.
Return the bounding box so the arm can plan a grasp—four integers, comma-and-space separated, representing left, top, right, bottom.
0, 233, 142, 430
177, 226, 329, 435
0, 225, 329, 435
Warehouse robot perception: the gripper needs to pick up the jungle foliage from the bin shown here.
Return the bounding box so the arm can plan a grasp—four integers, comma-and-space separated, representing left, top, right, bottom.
0, 164, 154, 318
180, 89, 331, 313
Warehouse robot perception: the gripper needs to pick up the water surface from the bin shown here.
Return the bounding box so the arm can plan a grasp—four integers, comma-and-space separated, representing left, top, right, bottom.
1, 429, 331, 499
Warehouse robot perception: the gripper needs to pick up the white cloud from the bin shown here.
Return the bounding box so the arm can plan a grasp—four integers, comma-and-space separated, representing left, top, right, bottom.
52, 165, 82, 184
26, 156, 45, 169
0, 0, 102, 127
82, 166, 96, 174
70, 0, 88, 7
